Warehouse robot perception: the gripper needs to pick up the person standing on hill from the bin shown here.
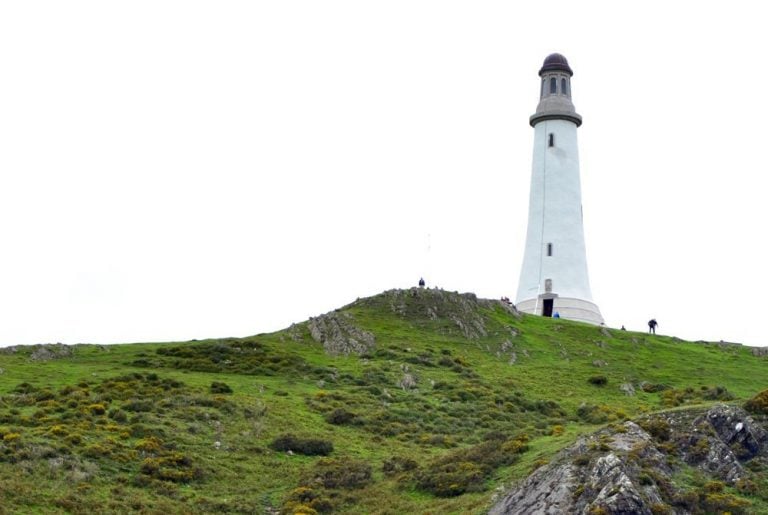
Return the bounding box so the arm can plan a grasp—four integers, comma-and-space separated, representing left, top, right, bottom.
648, 319, 658, 334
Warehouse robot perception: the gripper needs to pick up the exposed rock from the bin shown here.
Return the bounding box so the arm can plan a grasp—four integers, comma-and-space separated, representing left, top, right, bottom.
30, 343, 74, 361
287, 323, 303, 342
399, 373, 417, 391
497, 340, 521, 364
490, 421, 666, 515
1, 343, 74, 361
752, 347, 768, 357
592, 359, 607, 368
600, 327, 613, 338
307, 312, 375, 356
490, 405, 768, 515
619, 383, 636, 396
373, 288, 519, 339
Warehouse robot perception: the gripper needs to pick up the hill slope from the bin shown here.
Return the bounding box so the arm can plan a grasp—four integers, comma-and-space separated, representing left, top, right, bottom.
0, 288, 767, 513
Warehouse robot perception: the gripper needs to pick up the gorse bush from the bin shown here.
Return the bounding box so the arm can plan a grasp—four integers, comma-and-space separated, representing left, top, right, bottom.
744, 389, 768, 414
660, 385, 734, 407
414, 434, 529, 497
305, 458, 372, 489
382, 456, 419, 477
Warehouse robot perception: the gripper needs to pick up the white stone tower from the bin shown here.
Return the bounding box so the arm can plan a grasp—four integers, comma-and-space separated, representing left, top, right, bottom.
515, 54, 603, 325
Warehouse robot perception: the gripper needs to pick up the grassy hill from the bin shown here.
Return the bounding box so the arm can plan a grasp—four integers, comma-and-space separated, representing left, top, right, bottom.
0, 288, 767, 514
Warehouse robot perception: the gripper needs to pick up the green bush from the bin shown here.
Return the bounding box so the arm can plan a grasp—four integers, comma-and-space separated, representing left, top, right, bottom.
416, 461, 484, 497
641, 382, 670, 393
414, 434, 528, 497
123, 400, 153, 412
108, 408, 128, 423
271, 434, 333, 456
744, 389, 768, 414
210, 382, 233, 394
701, 492, 751, 514
139, 452, 203, 483
576, 404, 613, 424
308, 458, 372, 489
382, 456, 419, 477
325, 408, 356, 425
588, 375, 608, 387
700, 385, 734, 401
638, 418, 671, 441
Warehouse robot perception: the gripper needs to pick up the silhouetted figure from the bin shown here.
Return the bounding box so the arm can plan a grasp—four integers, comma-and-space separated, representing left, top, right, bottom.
648, 319, 658, 334
621, 325, 626, 331
418, 277, 425, 288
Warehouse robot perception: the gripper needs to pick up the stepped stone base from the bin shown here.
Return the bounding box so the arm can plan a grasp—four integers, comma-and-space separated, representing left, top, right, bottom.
516, 297, 604, 326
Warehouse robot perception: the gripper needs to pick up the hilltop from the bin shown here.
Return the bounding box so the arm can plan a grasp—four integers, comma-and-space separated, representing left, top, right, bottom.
1, 288, 768, 514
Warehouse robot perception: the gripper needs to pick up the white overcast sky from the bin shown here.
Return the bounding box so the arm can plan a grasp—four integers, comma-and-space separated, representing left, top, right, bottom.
1, 1, 766, 347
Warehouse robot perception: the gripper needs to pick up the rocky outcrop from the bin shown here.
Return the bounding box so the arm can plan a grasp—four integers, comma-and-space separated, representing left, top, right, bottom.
1, 343, 74, 361
307, 312, 375, 356
375, 288, 519, 339
490, 405, 768, 514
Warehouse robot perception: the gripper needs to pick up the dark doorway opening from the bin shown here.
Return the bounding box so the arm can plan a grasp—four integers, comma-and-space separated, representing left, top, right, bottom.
542, 299, 554, 317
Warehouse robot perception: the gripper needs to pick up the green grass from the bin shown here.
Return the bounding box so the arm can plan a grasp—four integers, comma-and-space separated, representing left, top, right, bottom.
0, 288, 767, 513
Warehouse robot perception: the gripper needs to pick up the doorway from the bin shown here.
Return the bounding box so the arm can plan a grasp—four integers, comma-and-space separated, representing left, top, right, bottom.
542, 299, 554, 317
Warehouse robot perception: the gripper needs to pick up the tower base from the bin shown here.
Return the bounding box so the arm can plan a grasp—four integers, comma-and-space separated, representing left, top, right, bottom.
516, 297, 604, 325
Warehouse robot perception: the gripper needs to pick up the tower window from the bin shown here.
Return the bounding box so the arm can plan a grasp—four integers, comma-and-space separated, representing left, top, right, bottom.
548, 133, 554, 147
541, 79, 545, 99
561, 78, 567, 95
547, 243, 553, 256
550, 77, 556, 94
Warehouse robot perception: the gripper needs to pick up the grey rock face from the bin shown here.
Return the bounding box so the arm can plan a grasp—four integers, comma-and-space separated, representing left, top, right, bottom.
1, 343, 75, 361
379, 288, 519, 339
307, 312, 375, 356
489, 422, 666, 515
490, 405, 768, 515
619, 383, 636, 396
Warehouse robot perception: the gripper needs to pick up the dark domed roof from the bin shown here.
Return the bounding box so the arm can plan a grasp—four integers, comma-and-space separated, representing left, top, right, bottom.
539, 53, 573, 76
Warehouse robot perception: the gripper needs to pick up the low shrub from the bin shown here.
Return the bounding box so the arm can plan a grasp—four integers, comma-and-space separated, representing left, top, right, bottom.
108, 409, 128, 423
576, 404, 619, 424
382, 456, 419, 477
588, 375, 608, 387
325, 408, 356, 426
744, 389, 768, 414
700, 385, 734, 401
139, 452, 203, 483
270, 434, 333, 456
123, 400, 153, 412
210, 382, 233, 394
701, 492, 751, 514
415, 461, 484, 497
307, 458, 372, 489
641, 382, 670, 393
414, 434, 528, 497
638, 418, 671, 441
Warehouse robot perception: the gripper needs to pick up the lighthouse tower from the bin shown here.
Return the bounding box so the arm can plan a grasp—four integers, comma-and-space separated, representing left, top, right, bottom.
515, 54, 603, 325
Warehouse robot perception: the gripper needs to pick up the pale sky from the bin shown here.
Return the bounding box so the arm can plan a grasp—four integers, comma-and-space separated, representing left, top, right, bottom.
2, 1, 766, 347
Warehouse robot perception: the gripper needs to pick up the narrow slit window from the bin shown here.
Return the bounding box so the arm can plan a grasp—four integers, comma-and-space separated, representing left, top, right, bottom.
550, 77, 557, 94
541, 79, 545, 99
548, 133, 554, 147
561, 78, 567, 95
547, 243, 553, 256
